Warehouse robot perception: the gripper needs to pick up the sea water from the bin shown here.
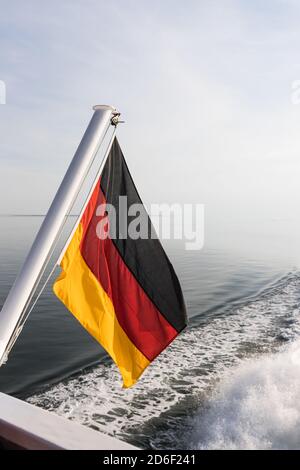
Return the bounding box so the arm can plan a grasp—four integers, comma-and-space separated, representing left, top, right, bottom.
1, 215, 300, 449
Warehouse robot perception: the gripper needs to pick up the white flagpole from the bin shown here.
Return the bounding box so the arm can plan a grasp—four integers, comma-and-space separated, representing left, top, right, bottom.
0, 104, 118, 365
56, 126, 117, 266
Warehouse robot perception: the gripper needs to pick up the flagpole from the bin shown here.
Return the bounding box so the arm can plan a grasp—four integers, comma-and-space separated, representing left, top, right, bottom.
56, 126, 117, 266
0, 105, 118, 365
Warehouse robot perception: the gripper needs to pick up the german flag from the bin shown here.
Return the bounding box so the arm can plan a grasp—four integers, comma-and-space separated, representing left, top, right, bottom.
53, 138, 187, 387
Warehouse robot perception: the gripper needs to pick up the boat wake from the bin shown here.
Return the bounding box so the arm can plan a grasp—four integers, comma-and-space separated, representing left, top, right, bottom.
27, 273, 300, 449
192, 339, 300, 449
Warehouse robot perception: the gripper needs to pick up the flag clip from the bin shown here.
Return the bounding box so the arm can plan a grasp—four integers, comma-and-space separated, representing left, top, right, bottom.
111, 112, 124, 127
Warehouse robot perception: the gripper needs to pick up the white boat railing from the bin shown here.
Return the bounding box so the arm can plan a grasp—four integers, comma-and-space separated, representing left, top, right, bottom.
0, 393, 137, 450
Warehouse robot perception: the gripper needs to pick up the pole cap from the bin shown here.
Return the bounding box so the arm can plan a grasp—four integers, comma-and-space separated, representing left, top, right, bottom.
93, 105, 117, 112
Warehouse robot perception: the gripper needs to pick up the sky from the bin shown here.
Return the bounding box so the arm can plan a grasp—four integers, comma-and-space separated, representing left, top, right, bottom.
1, 0, 300, 248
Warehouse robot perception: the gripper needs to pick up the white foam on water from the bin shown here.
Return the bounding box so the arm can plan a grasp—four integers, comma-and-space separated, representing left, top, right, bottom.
192, 339, 300, 450
28, 275, 300, 448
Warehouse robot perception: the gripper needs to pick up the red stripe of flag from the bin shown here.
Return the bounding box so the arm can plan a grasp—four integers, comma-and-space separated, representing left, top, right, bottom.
80, 183, 178, 361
